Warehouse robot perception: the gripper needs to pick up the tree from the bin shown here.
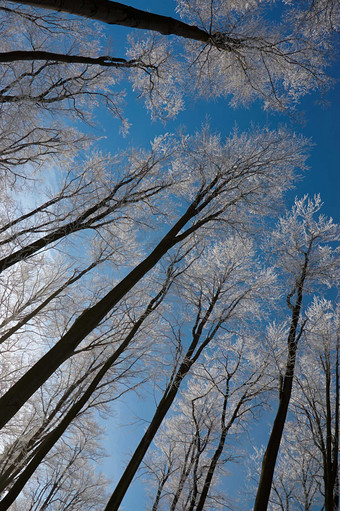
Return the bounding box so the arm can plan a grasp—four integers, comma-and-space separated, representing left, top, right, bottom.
0, 140, 173, 273
292, 298, 339, 511
254, 195, 339, 511
145, 331, 274, 511
104, 235, 276, 510
1, 0, 338, 123
0, 126, 307, 431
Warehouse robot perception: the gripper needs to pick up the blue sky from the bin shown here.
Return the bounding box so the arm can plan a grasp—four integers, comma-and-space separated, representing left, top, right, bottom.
94, 2, 339, 509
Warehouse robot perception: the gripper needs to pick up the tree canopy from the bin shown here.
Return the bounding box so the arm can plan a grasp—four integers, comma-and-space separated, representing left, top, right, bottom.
0, 1, 339, 510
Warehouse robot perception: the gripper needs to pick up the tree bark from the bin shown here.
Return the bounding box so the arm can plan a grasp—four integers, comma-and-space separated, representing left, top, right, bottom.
253, 245, 311, 511
150, 467, 171, 511
0, 50, 141, 68
8, 0, 211, 42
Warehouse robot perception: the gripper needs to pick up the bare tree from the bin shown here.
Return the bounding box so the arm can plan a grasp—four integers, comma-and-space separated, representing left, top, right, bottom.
292, 298, 339, 511
104, 235, 275, 510
1, 0, 338, 120
254, 196, 340, 511
145, 331, 273, 511
0, 126, 307, 430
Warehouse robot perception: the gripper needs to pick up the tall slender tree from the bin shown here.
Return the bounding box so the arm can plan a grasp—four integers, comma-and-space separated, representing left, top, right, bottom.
293, 298, 339, 511
145, 332, 273, 511
104, 236, 275, 510
254, 196, 339, 511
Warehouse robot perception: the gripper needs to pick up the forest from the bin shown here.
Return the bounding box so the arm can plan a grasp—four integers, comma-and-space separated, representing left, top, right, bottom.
0, 1, 339, 510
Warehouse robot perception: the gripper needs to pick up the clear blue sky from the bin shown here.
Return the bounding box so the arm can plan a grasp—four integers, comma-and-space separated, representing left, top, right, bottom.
95, 2, 339, 509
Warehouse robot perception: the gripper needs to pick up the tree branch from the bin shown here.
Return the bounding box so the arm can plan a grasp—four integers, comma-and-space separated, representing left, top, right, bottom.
0, 50, 149, 69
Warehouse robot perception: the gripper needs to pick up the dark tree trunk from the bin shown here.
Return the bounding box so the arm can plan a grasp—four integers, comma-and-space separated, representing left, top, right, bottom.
187, 412, 204, 511
104, 359, 194, 511
324, 342, 339, 511
0, 50, 142, 68
8, 0, 242, 51
334, 340, 339, 511
8, 0, 211, 42
253, 245, 311, 511
253, 373, 295, 511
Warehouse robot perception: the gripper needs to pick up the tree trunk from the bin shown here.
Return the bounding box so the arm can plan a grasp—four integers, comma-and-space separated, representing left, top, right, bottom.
324, 341, 339, 511
253, 374, 295, 511
8, 0, 211, 42
104, 360, 193, 511
334, 339, 339, 511
0, 50, 140, 68
253, 245, 311, 511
